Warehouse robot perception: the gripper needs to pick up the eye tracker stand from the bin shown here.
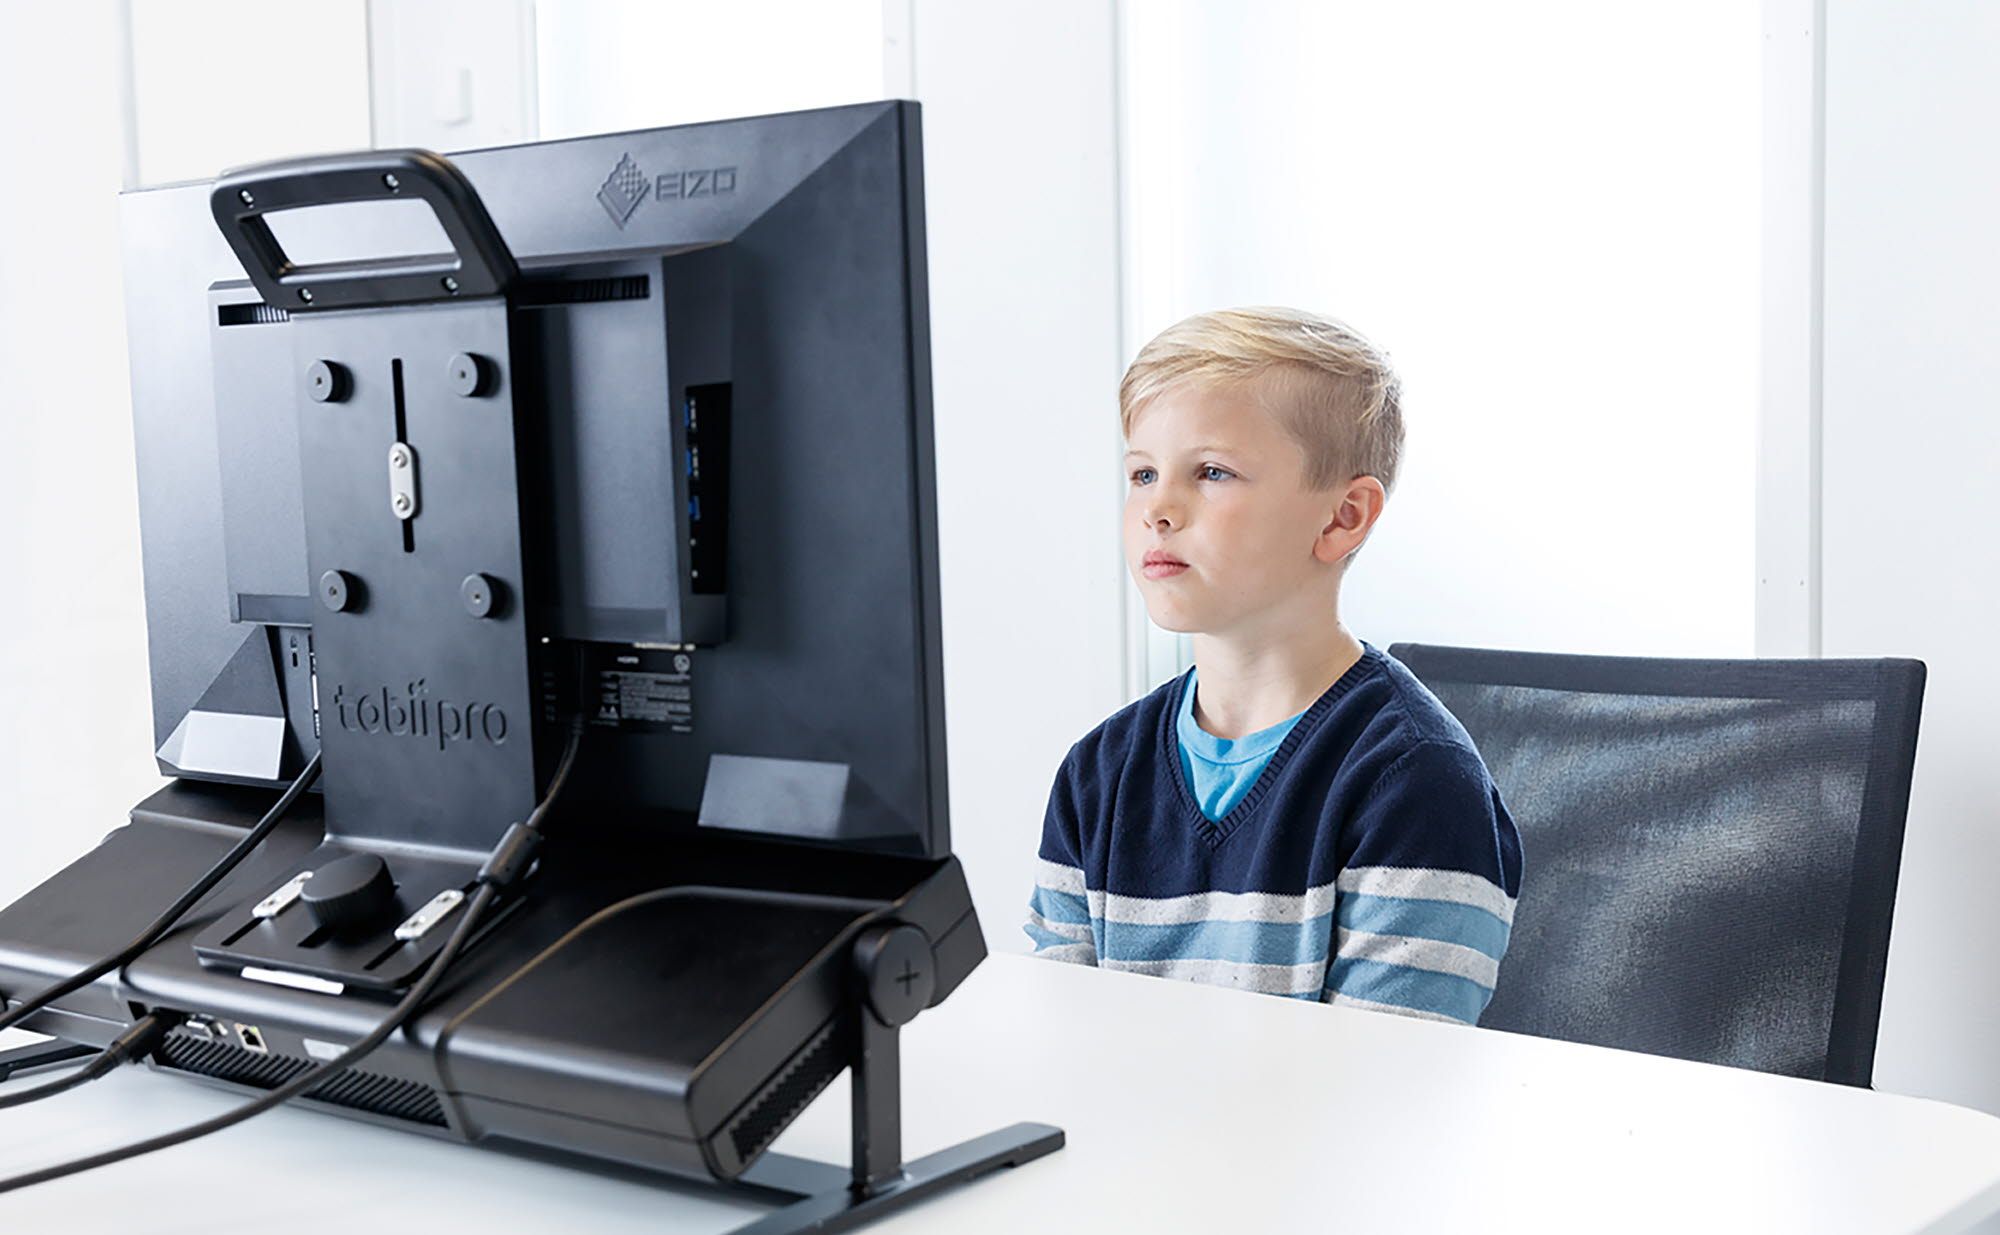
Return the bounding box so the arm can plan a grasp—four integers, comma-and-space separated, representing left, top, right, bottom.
0, 127, 1060, 1230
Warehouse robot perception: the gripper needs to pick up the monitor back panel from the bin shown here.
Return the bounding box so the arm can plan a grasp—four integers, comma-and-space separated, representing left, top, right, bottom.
121, 103, 949, 858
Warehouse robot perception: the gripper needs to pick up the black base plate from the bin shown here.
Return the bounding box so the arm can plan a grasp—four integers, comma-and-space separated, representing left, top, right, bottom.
730, 1123, 1065, 1234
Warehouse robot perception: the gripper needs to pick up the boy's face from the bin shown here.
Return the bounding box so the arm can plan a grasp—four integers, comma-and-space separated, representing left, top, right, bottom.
1122, 380, 1376, 637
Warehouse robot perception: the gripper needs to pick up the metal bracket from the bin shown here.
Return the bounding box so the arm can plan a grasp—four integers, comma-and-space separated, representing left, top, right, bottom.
252, 871, 313, 919
394, 887, 465, 941
388, 441, 419, 521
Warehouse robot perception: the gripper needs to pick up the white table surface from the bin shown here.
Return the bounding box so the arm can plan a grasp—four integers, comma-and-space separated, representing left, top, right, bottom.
3, 952, 1999, 1234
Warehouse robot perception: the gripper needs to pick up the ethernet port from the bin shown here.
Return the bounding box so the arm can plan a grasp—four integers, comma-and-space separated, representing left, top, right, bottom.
235, 1023, 268, 1054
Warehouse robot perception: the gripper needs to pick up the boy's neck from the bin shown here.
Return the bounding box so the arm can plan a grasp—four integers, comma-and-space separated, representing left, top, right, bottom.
1188, 609, 1364, 741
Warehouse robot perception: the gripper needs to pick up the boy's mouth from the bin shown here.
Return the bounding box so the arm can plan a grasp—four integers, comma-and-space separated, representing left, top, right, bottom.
1142, 550, 1189, 580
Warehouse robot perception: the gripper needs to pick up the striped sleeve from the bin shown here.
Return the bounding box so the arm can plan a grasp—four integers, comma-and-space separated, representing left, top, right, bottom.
1025, 747, 1098, 966
1324, 740, 1523, 1025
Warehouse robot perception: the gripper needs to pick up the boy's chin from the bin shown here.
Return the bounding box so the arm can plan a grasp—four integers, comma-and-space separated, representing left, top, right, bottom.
1141, 605, 1207, 635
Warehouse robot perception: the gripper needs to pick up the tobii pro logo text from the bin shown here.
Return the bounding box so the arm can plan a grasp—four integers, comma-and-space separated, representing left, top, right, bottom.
331, 680, 508, 751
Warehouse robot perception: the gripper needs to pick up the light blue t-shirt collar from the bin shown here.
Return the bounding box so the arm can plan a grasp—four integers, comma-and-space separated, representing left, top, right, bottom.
1176, 665, 1310, 767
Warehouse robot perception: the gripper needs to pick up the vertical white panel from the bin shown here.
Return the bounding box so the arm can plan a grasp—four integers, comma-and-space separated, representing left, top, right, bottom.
1821, 0, 2000, 1117
907, 0, 1127, 949
1759, 0, 1823, 657
368, 0, 538, 151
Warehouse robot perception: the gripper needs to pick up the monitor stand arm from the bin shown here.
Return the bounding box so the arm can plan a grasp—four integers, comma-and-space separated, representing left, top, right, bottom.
723, 924, 1065, 1234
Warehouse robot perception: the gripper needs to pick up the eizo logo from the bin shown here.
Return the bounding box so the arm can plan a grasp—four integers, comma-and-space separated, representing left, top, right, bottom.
596, 152, 738, 229
597, 153, 649, 226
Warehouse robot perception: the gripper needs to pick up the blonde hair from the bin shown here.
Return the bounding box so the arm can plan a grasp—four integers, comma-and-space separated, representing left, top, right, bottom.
1118, 307, 1404, 494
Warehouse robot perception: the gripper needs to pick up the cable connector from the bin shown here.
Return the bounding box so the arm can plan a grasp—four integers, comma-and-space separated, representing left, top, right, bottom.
0, 1010, 183, 1113
106, 1010, 184, 1065
475, 822, 542, 890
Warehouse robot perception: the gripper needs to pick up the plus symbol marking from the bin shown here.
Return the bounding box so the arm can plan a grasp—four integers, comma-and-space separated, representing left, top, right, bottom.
895, 959, 922, 995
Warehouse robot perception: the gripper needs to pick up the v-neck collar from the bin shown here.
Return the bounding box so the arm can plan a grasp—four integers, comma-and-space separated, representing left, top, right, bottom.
1162, 643, 1384, 849
1178, 668, 1305, 764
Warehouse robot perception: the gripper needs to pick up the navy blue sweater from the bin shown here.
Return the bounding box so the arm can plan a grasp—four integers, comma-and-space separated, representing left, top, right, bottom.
1026, 643, 1524, 1024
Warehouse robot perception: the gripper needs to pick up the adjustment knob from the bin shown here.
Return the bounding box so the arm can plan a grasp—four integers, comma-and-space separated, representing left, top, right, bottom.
853, 924, 936, 1027
299, 853, 397, 935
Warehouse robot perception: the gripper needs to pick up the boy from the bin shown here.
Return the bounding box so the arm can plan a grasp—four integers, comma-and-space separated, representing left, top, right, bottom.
1024, 307, 1523, 1026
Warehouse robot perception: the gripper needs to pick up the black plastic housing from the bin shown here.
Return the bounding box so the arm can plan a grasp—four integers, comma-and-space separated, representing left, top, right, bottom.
0, 781, 984, 1181
141, 101, 949, 858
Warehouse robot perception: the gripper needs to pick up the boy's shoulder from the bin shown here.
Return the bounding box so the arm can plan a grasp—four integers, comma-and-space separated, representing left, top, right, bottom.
1355, 644, 1489, 766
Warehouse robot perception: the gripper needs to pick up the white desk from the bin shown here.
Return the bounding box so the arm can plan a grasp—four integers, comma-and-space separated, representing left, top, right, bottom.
3, 953, 1999, 1233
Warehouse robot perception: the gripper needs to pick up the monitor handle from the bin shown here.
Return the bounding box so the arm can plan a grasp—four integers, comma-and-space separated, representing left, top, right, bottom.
209, 148, 519, 312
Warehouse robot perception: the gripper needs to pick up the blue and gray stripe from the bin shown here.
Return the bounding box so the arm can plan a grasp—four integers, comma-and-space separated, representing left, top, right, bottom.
1024, 862, 1515, 1023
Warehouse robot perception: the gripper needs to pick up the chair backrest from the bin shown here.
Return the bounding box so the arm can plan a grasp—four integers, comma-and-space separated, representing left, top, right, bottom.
1387, 643, 1924, 1086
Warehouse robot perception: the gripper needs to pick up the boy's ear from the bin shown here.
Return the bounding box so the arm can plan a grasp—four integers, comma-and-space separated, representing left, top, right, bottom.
1315, 475, 1388, 565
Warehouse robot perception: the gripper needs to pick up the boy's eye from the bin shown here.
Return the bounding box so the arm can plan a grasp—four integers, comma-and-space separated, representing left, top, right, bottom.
1130, 467, 1157, 485
1200, 465, 1232, 482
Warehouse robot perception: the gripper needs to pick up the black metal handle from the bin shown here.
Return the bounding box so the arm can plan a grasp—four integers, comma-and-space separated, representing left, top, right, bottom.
210, 148, 518, 312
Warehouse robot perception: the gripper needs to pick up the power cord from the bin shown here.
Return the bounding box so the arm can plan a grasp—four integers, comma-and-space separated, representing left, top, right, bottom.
0, 751, 323, 1039
0, 718, 584, 1194
0, 1011, 183, 1112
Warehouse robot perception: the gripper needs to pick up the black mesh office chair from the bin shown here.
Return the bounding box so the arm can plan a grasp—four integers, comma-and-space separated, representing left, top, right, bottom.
1387, 643, 1924, 1087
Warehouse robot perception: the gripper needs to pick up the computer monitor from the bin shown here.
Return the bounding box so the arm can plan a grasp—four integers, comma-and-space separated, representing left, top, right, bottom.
0, 104, 1070, 1207
126, 101, 947, 860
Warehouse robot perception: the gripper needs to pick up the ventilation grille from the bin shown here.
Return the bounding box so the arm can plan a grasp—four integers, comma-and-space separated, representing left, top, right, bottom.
515, 274, 651, 307
217, 302, 292, 326
216, 278, 648, 322
726, 1019, 844, 1168
154, 1032, 447, 1128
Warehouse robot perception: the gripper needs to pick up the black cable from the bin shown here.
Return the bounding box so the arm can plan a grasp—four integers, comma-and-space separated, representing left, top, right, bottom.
0, 884, 496, 1193
0, 751, 323, 1038
0, 720, 583, 1194
526, 713, 585, 834
0, 1011, 182, 1112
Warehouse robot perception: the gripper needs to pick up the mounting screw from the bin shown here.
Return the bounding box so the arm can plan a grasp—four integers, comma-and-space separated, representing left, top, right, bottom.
319, 570, 356, 613
237, 189, 255, 206
447, 352, 492, 397
441, 275, 460, 295
298, 287, 314, 303
393, 494, 412, 515
305, 359, 350, 403
461, 573, 499, 619
390, 444, 410, 469
382, 173, 401, 191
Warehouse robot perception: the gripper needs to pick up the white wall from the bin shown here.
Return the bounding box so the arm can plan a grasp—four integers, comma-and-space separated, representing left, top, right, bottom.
127, 0, 370, 185
0, 1, 372, 907
901, 1, 1129, 948
535, 0, 883, 139
1121, 1, 1763, 677
0, 2, 153, 907
370, 0, 537, 152
1817, 1, 2000, 1119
